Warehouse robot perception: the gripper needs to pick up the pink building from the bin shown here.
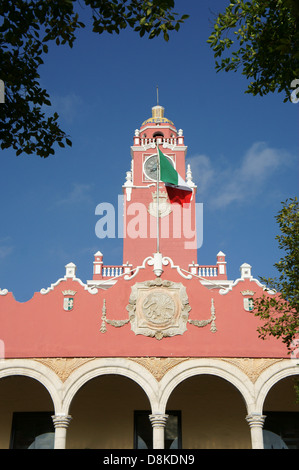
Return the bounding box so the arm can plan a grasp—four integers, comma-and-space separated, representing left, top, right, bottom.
0, 105, 298, 450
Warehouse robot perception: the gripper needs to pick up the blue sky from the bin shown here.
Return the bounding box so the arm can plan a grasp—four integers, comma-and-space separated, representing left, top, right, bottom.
1, 0, 298, 302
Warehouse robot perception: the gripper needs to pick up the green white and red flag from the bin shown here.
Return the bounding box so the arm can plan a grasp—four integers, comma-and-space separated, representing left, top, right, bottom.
158, 147, 192, 205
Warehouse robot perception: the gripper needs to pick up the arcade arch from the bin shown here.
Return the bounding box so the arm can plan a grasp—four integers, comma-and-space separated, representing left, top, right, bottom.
0, 357, 298, 449
0, 359, 61, 449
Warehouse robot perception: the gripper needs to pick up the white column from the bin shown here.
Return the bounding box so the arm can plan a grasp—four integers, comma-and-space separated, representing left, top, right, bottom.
149, 413, 168, 449
52, 414, 72, 449
246, 413, 266, 449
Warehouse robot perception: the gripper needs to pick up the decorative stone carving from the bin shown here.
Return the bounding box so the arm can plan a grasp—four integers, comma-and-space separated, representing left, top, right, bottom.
241, 290, 256, 296
243, 297, 254, 311
100, 299, 130, 333
62, 290, 77, 296
142, 291, 175, 324
35, 358, 96, 382
148, 191, 172, 218
100, 280, 217, 339
62, 290, 77, 311
222, 358, 283, 383
52, 414, 72, 429
123, 254, 192, 281
149, 413, 169, 428
246, 413, 266, 428
126, 278, 191, 340
130, 357, 189, 381
188, 298, 217, 333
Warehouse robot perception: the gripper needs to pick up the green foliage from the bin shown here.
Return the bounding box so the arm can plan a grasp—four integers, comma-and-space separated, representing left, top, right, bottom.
253, 198, 299, 350
208, 0, 299, 102
0, 0, 188, 157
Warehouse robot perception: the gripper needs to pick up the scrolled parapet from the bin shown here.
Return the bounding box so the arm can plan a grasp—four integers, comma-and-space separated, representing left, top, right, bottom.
40, 275, 98, 295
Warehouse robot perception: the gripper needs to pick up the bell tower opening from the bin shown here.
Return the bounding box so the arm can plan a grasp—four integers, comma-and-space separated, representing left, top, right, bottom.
153, 131, 164, 138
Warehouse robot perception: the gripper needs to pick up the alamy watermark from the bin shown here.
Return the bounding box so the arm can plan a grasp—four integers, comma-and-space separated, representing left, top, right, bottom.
95, 195, 203, 249
290, 79, 299, 103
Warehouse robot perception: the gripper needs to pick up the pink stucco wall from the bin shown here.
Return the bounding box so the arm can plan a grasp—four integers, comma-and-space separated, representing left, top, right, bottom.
0, 262, 289, 359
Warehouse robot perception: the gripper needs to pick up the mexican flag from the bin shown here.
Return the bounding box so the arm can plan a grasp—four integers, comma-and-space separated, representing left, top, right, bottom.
158, 147, 192, 205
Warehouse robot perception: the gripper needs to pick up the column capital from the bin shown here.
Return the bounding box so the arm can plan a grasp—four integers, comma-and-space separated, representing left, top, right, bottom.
149, 413, 169, 428
52, 414, 72, 429
246, 413, 266, 428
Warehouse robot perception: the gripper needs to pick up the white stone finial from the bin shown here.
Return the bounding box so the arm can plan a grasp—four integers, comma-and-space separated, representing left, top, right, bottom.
65, 262, 76, 278
186, 164, 196, 188
186, 164, 193, 184
186, 163, 196, 188
240, 263, 252, 279
125, 170, 132, 184
217, 251, 226, 257
94, 250, 103, 257
124, 169, 133, 201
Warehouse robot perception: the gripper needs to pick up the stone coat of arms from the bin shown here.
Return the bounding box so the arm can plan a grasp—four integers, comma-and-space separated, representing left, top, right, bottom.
148, 191, 172, 218
126, 278, 190, 340
62, 290, 76, 311
100, 279, 217, 339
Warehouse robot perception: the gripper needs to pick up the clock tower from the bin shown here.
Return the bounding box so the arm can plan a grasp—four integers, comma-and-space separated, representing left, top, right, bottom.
122, 104, 198, 270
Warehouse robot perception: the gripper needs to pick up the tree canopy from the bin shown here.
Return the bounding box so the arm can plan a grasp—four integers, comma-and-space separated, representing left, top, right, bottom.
0, 0, 188, 157
208, 0, 299, 102
253, 198, 299, 351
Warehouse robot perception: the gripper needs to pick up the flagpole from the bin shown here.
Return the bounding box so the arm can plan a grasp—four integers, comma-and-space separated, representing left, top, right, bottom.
156, 143, 160, 253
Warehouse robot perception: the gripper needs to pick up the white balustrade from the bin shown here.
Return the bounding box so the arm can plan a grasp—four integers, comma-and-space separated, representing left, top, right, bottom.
102, 266, 123, 278
197, 266, 218, 277
140, 137, 178, 146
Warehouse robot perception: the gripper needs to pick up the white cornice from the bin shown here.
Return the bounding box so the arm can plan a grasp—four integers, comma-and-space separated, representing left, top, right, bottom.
86, 279, 118, 290
131, 145, 187, 157
218, 277, 276, 296
140, 124, 178, 133
40, 276, 98, 295
199, 280, 233, 291
122, 254, 193, 281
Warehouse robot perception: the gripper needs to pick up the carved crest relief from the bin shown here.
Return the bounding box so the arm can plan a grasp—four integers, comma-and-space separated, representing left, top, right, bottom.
241, 290, 255, 312
148, 191, 172, 218
243, 297, 254, 311
62, 290, 76, 311
100, 279, 217, 339
127, 279, 190, 340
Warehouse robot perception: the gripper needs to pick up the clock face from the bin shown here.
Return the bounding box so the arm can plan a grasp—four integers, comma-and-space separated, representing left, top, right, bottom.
144, 155, 158, 181
143, 154, 174, 181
